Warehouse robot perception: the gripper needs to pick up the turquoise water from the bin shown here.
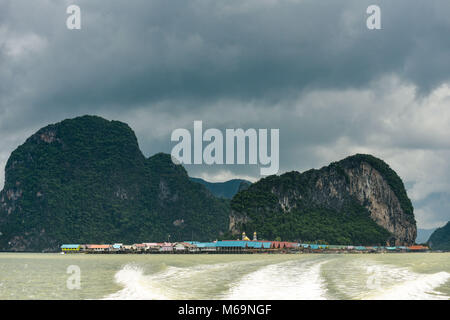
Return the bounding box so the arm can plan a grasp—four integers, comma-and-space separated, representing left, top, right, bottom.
0, 253, 448, 300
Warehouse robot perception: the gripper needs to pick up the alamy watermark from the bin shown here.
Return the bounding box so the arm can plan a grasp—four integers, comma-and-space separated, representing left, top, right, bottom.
66, 5, 81, 30
66, 4, 381, 31
66, 265, 81, 290
367, 5, 381, 30
171, 121, 279, 176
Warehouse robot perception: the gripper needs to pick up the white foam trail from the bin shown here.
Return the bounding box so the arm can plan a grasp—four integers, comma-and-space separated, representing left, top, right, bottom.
104, 264, 169, 300
103, 258, 450, 300
224, 259, 329, 300
360, 263, 450, 300
104, 261, 262, 300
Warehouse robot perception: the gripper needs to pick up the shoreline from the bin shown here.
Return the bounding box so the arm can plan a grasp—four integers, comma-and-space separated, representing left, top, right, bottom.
1, 250, 447, 255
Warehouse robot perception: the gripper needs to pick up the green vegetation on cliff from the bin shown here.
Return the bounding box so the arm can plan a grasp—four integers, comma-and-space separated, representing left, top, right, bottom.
231, 189, 391, 245
231, 154, 416, 245
0, 116, 417, 250
0, 116, 229, 251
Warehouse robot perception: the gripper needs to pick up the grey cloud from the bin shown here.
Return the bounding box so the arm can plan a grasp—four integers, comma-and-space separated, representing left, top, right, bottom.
414, 192, 450, 229
2, 0, 450, 121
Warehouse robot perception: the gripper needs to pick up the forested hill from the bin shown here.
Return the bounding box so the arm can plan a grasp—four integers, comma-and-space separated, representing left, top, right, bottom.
230, 154, 417, 246
428, 222, 450, 251
0, 116, 229, 252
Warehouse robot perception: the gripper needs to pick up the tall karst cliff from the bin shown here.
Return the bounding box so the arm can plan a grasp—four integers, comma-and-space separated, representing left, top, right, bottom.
230, 154, 417, 246
0, 116, 229, 252
0, 115, 417, 251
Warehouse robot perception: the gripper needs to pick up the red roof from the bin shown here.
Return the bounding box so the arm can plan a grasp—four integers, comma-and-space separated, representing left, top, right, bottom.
270, 241, 296, 248
86, 244, 110, 249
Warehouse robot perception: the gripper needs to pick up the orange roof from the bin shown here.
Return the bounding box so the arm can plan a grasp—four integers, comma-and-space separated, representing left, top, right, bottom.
408, 245, 428, 250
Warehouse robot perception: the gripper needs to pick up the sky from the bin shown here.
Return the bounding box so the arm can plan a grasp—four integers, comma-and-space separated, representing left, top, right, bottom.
0, 0, 449, 228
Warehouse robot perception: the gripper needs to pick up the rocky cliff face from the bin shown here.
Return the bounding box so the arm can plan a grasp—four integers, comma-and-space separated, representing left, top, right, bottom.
230, 154, 417, 246
345, 162, 415, 245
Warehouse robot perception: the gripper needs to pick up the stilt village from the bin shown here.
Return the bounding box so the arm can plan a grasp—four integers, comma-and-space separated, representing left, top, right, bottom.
61, 232, 429, 254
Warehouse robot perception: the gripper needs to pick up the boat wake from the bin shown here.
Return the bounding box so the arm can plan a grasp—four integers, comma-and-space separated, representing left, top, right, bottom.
103, 257, 450, 300
103, 264, 168, 300
359, 263, 450, 300
104, 258, 330, 300
224, 259, 329, 300
104, 261, 267, 300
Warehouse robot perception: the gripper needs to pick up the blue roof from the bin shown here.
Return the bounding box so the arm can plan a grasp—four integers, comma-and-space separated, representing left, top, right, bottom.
246, 241, 271, 249
61, 244, 80, 249
355, 246, 366, 250
213, 240, 271, 248
215, 241, 248, 248
195, 242, 217, 248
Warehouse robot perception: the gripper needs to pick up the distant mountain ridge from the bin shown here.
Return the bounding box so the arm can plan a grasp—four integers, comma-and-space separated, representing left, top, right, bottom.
416, 228, 436, 244
190, 178, 251, 199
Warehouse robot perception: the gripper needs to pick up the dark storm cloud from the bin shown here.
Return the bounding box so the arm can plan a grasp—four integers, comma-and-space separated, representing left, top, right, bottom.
2, 0, 450, 119
1, 0, 450, 227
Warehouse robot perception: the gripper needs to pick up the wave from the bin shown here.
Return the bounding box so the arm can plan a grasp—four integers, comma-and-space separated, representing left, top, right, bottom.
361, 263, 450, 300
103, 260, 271, 300
103, 264, 169, 300
103, 257, 449, 300
223, 259, 329, 300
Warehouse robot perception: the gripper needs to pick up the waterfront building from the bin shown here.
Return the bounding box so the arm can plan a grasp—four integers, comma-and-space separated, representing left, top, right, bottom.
86, 244, 110, 252
111, 243, 123, 251
61, 244, 80, 252
160, 242, 174, 252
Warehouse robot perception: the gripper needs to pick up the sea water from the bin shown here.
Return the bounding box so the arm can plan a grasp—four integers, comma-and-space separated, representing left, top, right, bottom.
0, 253, 448, 300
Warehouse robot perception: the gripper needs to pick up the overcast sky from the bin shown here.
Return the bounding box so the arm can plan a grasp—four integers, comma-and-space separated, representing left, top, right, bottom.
1, 0, 450, 228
